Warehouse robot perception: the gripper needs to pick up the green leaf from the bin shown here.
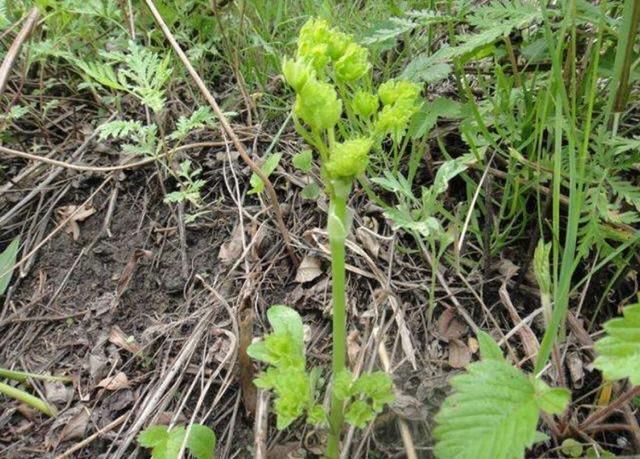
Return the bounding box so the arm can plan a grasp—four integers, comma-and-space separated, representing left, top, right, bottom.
352, 372, 395, 411
345, 400, 376, 428
432, 154, 475, 196
138, 425, 186, 459
186, 424, 216, 459
300, 182, 320, 200
0, 238, 20, 295
333, 369, 354, 401
533, 379, 570, 415
267, 305, 304, 350
560, 439, 583, 458
434, 359, 541, 459
593, 304, 640, 385
307, 404, 327, 426
292, 149, 313, 173
249, 153, 282, 194
476, 330, 504, 361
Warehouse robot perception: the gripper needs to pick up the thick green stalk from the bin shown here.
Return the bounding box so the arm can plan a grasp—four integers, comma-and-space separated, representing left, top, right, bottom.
0, 381, 56, 417
326, 182, 349, 459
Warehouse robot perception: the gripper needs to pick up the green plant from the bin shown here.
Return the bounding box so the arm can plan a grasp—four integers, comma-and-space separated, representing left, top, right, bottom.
594, 303, 640, 385
247, 18, 423, 458
138, 423, 216, 459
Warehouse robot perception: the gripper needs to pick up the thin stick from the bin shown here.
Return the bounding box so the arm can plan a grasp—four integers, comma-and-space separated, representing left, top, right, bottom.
142, 0, 297, 265
0, 8, 39, 96
578, 385, 640, 430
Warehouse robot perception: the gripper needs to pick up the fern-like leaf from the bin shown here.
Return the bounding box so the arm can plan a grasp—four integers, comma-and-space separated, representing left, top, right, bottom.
434, 331, 570, 459
594, 304, 640, 385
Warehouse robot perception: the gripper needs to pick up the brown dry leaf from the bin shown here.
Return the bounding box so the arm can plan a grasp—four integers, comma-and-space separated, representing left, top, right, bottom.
109, 326, 141, 354
390, 392, 428, 421
55, 204, 96, 240
218, 224, 244, 265
116, 249, 152, 297
437, 309, 468, 341
294, 255, 323, 283
568, 352, 584, 388
97, 372, 129, 391
497, 258, 520, 278
46, 405, 90, 448
448, 339, 472, 369
468, 336, 479, 354
356, 227, 380, 258
238, 308, 256, 417
44, 380, 70, 405
267, 442, 304, 459
347, 330, 361, 367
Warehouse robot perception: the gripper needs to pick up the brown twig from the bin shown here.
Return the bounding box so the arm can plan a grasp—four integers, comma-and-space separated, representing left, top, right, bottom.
0, 8, 39, 96
142, 0, 298, 265
578, 385, 640, 431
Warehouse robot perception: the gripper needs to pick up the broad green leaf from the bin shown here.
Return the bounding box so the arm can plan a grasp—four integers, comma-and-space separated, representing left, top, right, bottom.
292, 149, 313, 173
301, 182, 320, 200
593, 304, 640, 385
249, 153, 282, 194
186, 424, 216, 459
267, 305, 304, 349
434, 359, 541, 459
476, 330, 504, 361
533, 380, 570, 415
0, 238, 19, 295
138, 425, 186, 459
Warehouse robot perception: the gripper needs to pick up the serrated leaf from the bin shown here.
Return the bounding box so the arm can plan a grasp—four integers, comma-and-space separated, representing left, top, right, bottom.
476, 330, 504, 361
533, 380, 570, 415
402, 58, 452, 83
186, 424, 216, 459
138, 425, 169, 448
249, 153, 282, 194
0, 238, 19, 295
594, 304, 640, 385
345, 400, 376, 428
292, 149, 313, 173
434, 359, 540, 459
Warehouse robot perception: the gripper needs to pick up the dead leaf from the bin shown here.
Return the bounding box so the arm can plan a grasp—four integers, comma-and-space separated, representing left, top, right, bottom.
468, 337, 479, 354
45, 380, 70, 405
55, 204, 96, 240
356, 227, 380, 258
390, 392, 428, 421
437, 309, 468, 341
116, 249, 152, 297
347, 330, 361, 367
46, 405, 90, 448
568, 352, 584, 388
109, 326, 141, 354
218, 224, 244, 265
238, 308, 256, 417
497, 258, 520, 278
294, 255, 323, 283
267, 442, 304, 459
448, 339, 472, 369
97, 372, 129, 391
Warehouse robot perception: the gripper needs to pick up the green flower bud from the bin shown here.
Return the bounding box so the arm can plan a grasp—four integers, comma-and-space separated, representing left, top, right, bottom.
327, 31, 352, 61
353, 90, 379, 119
282, 57, 313, 92
297, 18, 332, 72
378, 79, 421, 106
374, 99, 418, 143
334, 43, 370, 82
295, 78, 342, 131
326, 137, 373, 178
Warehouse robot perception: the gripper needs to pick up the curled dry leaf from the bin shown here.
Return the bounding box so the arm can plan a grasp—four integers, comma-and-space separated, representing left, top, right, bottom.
218, 224, 244, 265
294, 255, 323, 283
347, 329, 361, 367
45, 380, 70, 405
437, 308, 468, 342
55, 204, 96, 240
390, 392, 428, 421
448, 338, 472, 369
108, 325, 141, 354
97, 372, 129, 391
355, 227, 380, 258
